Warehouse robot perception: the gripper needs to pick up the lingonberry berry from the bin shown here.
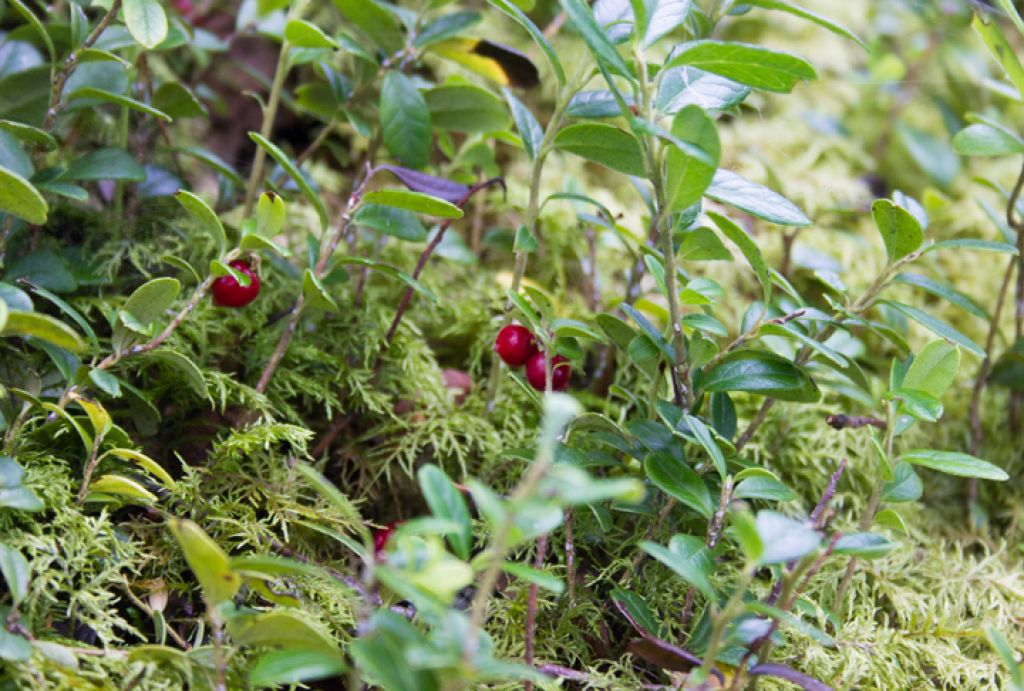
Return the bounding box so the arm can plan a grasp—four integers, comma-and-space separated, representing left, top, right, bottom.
211, 260, 260, 308
525, 352, 570, 391
494, 324, 538, 366
373, 521, 401, 559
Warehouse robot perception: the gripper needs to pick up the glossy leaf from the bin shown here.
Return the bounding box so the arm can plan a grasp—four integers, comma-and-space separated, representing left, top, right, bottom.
3, 310, 86, 352
641, 535, 715, 599
872, 199, 923, 263
554, 123, 645, 176
702, 350, 820, 402
417, 465, 472, 560
706, 169, 810, 225
379, 72, 431, 170
123, 0, 169, 49
249, 133, 329, 231
175, 190, 226, 254
665, 106, 720, 213
898, 449, 1009, 481
0, 164, 47, 224
361, 189, 463, 219
665, 41, 816, 93
643, 452, 714, 518
167, 518, 241, 604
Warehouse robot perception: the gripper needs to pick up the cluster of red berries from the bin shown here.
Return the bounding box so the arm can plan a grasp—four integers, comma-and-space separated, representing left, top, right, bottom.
211, 260, 260, 308
494, 325, 570, 391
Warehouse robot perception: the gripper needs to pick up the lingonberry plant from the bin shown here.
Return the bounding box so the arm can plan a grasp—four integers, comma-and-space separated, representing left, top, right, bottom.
0, 0, 1022, 689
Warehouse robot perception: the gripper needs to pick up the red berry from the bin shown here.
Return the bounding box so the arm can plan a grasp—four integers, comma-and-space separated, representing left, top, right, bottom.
211, 260, 260, 308
494, 324, 538, 366
525, 352, 570, 392
373, 521, 401, 559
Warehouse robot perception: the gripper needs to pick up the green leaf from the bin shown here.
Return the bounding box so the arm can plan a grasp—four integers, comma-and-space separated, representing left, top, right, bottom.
122, 277, 180, 330
425, 84, 509, 133
0, 119, 57, 150
744, 0, 866, 49
380, 72, 431, 171
503, 88, 543, 161
0, 607, 31, 661
953, 123, 1024, 156
684, 414, 726, 479
250, 649, 347, 687
414, 11, 482, 49
554, 123, 645, 176
87, 474, 158, 503
230, 609, 340, 655
0, 544, 30, 605
893, 273, 988, 319
0, 164, 47, 224
67, 87, 172, 122
175, 190, 226, 254
501, 561, 565, 594
708, 212, 771, 304
417, 465, 472, 561
754, 510, 820, 565
143, 349, 206, 397
256, 191, 287, 236
658, 66, 750, 115
8, 0, 56, 70
361, 189, 463, 219
249, 133, 330, 232
352, 203, 423, 241
152, 82, 207, 119
832, 532, 897, 559
706, 169, 810, 226
99, 448, 175, 487
167, 518, 241, 604
882, 462, 923, 503
485, 0, 565, 85
643, 0, 692, 47
897, 449, 1009, 481
677, 227, 732, 261
560, 0, 633, 79
123, 0, 169, 49
924, 238, 1018, 255
332, 0, 404, 54
702, 350, 820, 402
985, 626, 1024, 690
665, 40, 816, 93
303, 269, 338, 311
896, 123, 960, 189
973, 13, 1024, 101
734, 475, 796, 502
2, 310, 86, 352
643, 452, 714, 518
888, 388, 942, 422
872, 199, 923, 263
879, 300, 984, 358
665, 106, 720, 213
641, 536, 715, 600
285, 19, 339, 49
61, 148, 145, 182
901, 340, 960, 399
729, 510, 763, 563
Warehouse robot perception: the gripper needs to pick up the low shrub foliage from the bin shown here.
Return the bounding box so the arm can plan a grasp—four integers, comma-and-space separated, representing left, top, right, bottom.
0, 0, 1022, 688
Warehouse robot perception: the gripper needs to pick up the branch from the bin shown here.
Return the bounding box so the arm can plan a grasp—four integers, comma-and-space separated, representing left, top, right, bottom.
43, 0, 124, 132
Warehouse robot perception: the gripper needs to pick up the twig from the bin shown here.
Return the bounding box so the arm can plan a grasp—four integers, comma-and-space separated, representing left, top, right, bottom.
375, 178, 503, 369
255, 167, 375, 394
809, 458, 848, 527
43, 0, 124, 132
523, 534, 549, 691
1007, 159, 1024, 432
967, 257, 1016, 506
76, 431, 105, 504
536, 663, 588, 681
826, 414, 886, 430
564, 509, 576, 605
